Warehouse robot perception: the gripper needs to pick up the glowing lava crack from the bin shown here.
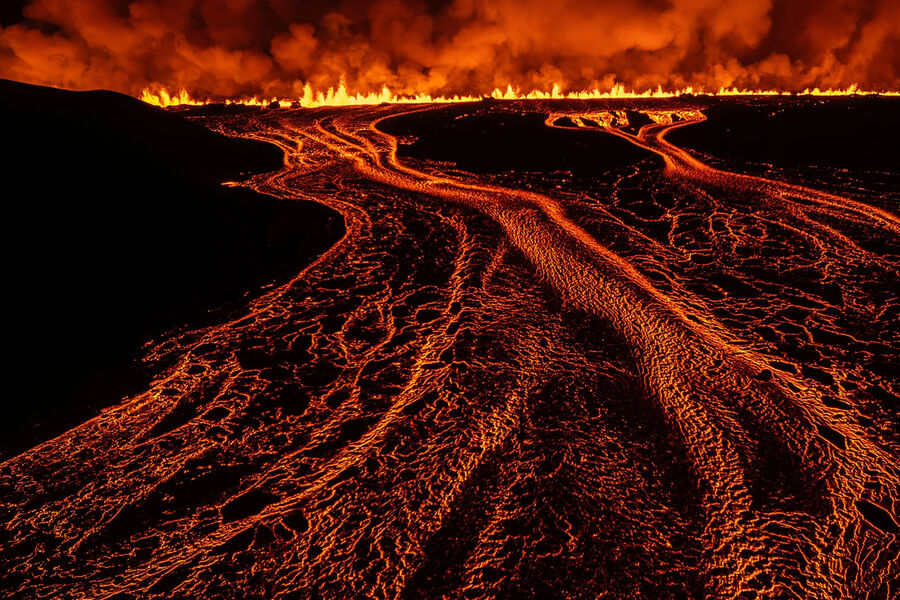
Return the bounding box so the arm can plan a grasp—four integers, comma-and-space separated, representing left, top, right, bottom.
1, 99, 898, 600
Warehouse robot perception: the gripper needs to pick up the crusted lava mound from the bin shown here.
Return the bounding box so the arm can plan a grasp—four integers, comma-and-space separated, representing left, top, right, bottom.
667, 96, 900, 171
377, 103, 660, 175
1, 79, 343, 454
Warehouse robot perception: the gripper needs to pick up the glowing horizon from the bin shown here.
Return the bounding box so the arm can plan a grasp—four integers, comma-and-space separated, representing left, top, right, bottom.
140, 81, 900, 109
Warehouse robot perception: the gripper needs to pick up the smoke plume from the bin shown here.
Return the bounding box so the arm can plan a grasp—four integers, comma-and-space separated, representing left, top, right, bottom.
1, 0, 898, 98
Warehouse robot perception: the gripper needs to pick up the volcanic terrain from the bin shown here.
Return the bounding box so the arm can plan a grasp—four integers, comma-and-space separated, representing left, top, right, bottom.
1, 90, 898, 599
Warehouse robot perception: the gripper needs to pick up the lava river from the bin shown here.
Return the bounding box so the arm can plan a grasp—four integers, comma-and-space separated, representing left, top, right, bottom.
1, 99, 898, 599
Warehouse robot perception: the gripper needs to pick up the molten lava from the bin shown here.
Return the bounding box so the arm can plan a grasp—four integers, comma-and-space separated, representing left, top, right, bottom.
2, 0, 899, 596
1, 94, 898, 598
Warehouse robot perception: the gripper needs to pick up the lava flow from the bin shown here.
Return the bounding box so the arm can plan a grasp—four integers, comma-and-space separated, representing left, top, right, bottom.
1, 97, 899, 600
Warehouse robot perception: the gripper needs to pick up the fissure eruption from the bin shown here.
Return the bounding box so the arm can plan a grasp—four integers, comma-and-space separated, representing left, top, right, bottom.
2, 0, 899, 101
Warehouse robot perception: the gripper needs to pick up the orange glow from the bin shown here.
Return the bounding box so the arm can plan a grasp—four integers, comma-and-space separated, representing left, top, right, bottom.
139, 82, 899, 109
3, 0, 899, 102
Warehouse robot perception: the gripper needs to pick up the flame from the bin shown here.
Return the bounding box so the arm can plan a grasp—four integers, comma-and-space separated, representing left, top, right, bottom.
140, 82, 484, 108
139, 88, 205, 107
139, 81, 900, 109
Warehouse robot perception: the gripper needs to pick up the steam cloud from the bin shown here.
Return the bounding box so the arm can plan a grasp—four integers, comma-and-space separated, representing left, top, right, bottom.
1, 0, 898, 98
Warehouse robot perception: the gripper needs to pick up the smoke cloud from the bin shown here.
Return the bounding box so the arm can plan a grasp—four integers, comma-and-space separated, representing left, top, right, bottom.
1, 0, 898, 98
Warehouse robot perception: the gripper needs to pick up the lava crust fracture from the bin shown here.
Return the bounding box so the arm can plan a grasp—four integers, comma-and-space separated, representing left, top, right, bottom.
1, 98, 898, 599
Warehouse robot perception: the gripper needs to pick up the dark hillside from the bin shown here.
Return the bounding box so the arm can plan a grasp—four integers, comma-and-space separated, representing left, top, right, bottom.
1, 79, 343, 455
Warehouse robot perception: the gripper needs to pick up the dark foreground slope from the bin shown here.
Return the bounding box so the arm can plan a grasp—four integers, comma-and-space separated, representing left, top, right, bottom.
1, 79, 343, 455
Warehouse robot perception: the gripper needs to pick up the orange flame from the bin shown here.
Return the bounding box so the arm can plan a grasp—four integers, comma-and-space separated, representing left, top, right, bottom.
139, 81, 900, 109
